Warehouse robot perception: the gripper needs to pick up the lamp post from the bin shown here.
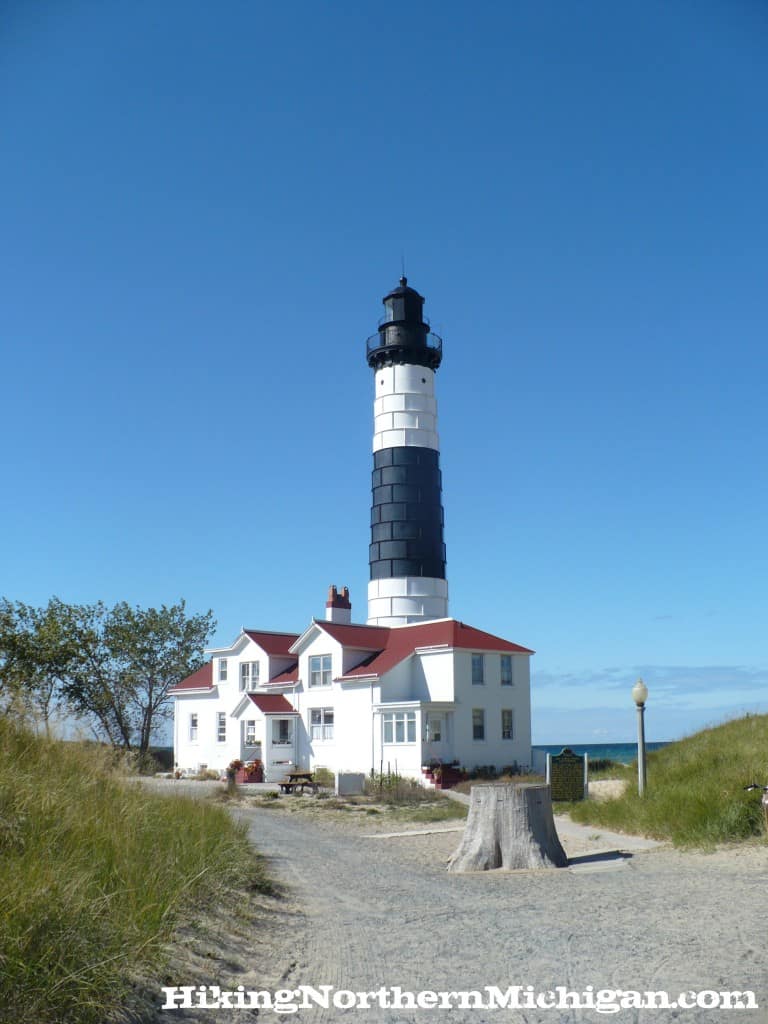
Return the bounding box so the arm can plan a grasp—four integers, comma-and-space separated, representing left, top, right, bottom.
632, 678, 648, 797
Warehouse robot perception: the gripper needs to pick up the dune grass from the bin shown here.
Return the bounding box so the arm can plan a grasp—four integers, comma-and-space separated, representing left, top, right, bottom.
566, 714, 768, 847
0, 719, 264, 1024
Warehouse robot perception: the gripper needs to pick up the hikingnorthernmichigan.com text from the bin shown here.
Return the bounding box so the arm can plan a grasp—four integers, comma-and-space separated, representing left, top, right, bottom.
161, 984, 758, 1015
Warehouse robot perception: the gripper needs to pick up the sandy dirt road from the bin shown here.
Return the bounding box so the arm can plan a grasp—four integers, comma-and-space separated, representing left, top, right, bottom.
153, 797, 768, 1024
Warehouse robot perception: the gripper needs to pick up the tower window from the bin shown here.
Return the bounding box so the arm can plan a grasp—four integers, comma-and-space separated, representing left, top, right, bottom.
472, 654, 485, 685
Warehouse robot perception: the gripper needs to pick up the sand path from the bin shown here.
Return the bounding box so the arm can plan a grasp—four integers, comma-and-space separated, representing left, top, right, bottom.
137, 783, 767, 1023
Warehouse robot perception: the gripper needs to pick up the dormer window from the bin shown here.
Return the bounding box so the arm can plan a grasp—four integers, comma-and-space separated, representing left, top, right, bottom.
309, 654, 332, 687
240, 662, 260, 691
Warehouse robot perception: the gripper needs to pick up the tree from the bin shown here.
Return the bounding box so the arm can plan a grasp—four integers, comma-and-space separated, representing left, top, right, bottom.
0, 598, 78, 732
0, 597, 215, 753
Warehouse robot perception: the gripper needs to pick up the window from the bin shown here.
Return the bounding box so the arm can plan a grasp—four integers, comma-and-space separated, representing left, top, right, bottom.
272, 718, 294, 745
244, 719, 257, 746
216, 711, 226, 742
219, 659, 228, 682
425, 715, 442, 742
472, 708, 485, 741
501, 709, 514, 740
500, 654, 513, 686
382, 711, 417, 744
310, 708, 334, 742
240, 661, 260, 691
309, 654, 332, 687
472, 653, 485, 685
189, 713, 198, 742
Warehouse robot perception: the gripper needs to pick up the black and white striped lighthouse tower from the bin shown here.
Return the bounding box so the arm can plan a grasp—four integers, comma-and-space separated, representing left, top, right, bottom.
365, 278, 448, 626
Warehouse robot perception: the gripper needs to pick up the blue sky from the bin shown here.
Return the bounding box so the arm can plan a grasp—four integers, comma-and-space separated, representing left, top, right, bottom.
2, 1, 766, 744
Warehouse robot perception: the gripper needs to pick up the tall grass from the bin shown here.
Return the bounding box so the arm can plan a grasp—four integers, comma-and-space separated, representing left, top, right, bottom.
0, 719, 262, 1024
567, 714, 768, 847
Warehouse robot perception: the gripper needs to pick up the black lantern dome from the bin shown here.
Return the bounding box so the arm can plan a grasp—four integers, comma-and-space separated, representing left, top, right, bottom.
365, 276, 443, 371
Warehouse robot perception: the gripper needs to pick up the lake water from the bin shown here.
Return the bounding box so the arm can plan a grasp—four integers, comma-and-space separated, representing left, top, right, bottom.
532, 741, 669, 765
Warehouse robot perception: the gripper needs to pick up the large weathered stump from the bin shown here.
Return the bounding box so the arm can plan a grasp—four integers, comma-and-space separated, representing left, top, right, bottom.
447, 783, 567, 872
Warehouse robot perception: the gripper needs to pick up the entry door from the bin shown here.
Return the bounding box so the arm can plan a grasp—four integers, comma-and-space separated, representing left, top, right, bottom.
264, 717, 297, 782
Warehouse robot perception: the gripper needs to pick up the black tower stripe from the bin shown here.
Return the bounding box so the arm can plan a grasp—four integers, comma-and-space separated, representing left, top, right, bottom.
369, 447, 446, 582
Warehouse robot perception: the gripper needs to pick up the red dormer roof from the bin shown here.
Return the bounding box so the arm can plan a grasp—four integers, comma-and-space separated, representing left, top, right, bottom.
168, 661, 214, 694
246, 694, 299, 715
313, 621, 391, 649
266, 662, 299, 685
339, 619, 534, 680
244, 630, 300, 656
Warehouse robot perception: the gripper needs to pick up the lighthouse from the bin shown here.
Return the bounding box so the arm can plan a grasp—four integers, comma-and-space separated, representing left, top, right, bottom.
365, 277, 448, 626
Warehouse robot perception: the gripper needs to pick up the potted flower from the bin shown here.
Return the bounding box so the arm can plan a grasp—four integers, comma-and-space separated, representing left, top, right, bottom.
227, 759, 244, 788
244, 759, 264, 783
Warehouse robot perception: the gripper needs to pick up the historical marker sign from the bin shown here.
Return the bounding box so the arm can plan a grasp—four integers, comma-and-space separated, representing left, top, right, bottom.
549, 748, 586, 802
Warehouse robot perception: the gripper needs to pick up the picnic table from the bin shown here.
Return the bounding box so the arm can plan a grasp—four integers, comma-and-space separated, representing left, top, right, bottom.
279, 771, 319, 795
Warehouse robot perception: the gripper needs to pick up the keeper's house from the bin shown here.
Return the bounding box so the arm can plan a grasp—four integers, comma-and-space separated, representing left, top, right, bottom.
170, 588, 533, 783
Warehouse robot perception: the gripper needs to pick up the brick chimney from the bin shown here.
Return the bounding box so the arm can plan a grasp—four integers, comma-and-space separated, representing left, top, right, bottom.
325, 585, 352, 624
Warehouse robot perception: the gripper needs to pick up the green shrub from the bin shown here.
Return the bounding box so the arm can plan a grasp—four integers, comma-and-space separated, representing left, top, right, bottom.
312, 766, 335, 788
568, 714, 768, 847
365, 771, 434, 805
589, 758, 623, 773
0, 719, 262, 1024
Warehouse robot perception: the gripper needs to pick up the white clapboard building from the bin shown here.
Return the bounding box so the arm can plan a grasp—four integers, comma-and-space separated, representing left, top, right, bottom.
171, 278, 534, 783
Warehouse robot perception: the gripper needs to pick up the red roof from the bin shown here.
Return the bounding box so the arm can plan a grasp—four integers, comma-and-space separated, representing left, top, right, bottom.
313, 621, 391, 649
246, 694, 299, 714
267, 663, 299, 685
338, 619, 534, 680
169, 661, 214, 694
244, 630, 300, 656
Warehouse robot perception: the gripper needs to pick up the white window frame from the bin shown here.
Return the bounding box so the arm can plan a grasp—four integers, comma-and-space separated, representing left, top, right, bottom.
216, 711, 226, 743
500, 654, 513, 686
189, 713, 198, 742
309, 654, 332, 688
424, 715, 442, 742
240, 661, 260, 692
382, 711, 417, 745
244, 719, 258, 746
501, 709, 514, 740
471, 653, 485, 685
271, 718, 294, 745
472, 708, 485, 741
310, 707, 334, 742
219, 658, 228, 682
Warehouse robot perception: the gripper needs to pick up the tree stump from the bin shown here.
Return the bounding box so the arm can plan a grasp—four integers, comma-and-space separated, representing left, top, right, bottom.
447, 783, 567, 872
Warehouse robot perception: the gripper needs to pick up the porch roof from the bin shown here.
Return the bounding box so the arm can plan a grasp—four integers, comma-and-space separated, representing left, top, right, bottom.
245, 693, 300, 715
